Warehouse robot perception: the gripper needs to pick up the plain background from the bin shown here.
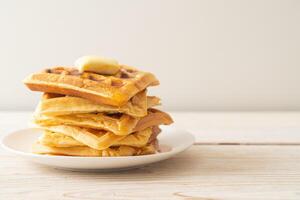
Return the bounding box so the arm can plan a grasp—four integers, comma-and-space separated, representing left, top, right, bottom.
0, 0, 299, 111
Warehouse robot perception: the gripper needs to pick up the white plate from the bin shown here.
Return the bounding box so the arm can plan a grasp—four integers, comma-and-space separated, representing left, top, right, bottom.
1, 127, 194, 171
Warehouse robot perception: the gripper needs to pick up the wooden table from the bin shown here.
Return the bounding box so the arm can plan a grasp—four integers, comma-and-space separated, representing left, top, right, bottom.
1, 111, 300, 200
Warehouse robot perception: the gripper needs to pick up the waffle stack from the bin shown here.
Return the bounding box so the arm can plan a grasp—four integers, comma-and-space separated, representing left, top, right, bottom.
23, 63, 173, 157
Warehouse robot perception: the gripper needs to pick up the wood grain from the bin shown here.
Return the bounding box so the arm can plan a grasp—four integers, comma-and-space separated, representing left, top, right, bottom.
2, 111, 300, 199
1, 145, 300, 200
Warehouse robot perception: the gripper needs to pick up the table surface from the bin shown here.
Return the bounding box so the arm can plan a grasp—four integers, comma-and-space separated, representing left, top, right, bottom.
1, 111, 300, 200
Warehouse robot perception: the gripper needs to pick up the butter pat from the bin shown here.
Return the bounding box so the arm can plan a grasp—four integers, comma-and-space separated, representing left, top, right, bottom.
75, 56, 120, 75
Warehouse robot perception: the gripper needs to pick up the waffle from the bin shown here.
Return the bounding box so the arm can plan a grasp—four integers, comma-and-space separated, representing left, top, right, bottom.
24, 66, 159, 106
38, 125, 160, 150
40, 131, 84, 147
32, 142, 157, 157
24, 58, 173, 157
37, 90, 160, 117
35, 108, 173, 135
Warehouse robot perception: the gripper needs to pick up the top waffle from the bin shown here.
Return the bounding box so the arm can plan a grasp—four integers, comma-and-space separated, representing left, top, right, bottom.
23, 66, 159, 106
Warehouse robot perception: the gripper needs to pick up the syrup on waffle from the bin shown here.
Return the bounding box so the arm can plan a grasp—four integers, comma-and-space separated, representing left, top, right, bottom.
24, 58, 173, 157
24, 66, 159, 106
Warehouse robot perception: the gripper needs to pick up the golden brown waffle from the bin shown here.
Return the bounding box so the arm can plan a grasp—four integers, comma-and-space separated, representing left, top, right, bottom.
37, 90, 160, 117
35, 108, 173, 135
24, 66, 159, 106
32, 142, 157, 157
39, 131, 85, 147
38, 126, 160, 150
41, 126, 160, 148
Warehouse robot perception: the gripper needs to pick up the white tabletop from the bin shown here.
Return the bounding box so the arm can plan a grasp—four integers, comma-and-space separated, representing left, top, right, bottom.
1, 111, 300, 199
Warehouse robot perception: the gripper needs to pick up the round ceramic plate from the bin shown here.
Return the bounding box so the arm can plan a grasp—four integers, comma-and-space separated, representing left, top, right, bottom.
1, 127, 195, 171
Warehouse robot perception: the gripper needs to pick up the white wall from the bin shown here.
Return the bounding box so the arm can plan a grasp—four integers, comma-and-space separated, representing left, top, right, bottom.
0, 0, 300, 111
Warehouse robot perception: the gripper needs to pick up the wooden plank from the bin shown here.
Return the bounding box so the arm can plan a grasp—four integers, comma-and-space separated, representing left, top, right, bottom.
171, 111, 300, 144
1, 145, 300, 200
